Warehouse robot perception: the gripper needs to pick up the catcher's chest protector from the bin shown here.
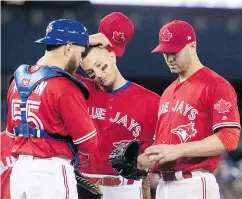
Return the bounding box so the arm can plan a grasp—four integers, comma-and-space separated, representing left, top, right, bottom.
11, 64, 89, 168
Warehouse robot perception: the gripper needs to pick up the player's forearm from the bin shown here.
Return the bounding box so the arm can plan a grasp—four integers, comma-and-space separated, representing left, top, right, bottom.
137, 153, 155, 169
89, 33, 111, 47
180, 134, 226, 157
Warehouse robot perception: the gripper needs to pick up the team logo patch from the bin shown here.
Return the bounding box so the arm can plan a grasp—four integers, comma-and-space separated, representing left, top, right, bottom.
113, 140, 133, 148
214, 98, 232, 113
171, 122, 197, 143
112, 31, 126, 44
160, 29, 172, 41
46, 24, 53, 34
21, 78, 30, 86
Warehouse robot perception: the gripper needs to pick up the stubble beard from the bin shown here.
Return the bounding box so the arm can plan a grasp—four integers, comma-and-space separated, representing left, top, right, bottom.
66, 56, 78, 75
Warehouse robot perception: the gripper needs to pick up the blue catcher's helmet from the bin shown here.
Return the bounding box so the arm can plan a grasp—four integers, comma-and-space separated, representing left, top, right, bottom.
35, 19, 89, 46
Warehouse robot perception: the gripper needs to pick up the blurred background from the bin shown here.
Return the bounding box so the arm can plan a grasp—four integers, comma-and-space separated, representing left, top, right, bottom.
1, 0, 242, 198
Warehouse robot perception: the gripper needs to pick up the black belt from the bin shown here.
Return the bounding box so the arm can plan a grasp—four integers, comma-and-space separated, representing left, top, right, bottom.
157, 171, 192, 181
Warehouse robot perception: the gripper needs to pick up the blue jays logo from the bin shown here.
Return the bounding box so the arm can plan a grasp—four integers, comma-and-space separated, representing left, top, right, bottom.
171, 122, 197, 143
46, 24, 53, 34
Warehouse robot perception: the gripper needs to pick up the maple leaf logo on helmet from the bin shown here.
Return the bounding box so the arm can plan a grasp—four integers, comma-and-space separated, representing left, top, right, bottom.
112, 31, 126, 44
214, 99, 232, 113
160, 29, 173, 42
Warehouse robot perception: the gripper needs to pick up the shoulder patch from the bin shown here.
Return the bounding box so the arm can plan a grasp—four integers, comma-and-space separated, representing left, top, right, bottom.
214, 98, 232, 113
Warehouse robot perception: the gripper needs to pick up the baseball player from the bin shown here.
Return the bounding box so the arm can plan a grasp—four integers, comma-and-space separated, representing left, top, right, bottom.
1, 131, 16, 199
6, 19, 101, 199
75, 12, 160, 199
138, 20, 241, 199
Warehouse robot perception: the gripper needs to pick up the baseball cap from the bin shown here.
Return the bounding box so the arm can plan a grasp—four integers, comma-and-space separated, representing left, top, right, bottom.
35, 19, 89, 46
152, 20, 196, 53
98, 12, 134, 57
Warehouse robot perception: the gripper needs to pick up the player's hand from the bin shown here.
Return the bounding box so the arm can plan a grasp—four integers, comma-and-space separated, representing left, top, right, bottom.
89, 33, 112, 48
144, 144, 183, 164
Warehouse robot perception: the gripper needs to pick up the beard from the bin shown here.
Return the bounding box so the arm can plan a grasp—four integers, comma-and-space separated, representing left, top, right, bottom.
65, 55, 78, 75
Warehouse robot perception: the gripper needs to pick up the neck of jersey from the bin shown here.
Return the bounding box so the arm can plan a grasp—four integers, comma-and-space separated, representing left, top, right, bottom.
107, 80, 132, 95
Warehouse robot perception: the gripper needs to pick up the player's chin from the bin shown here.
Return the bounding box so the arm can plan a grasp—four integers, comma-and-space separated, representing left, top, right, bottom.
102, 81, 112, 88
100, 78, 111, 86
170, 68, 179, 74
97, 80, 109, 87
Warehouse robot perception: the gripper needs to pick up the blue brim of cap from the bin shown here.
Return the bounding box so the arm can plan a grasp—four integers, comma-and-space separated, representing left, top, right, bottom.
35, 37, 67, 45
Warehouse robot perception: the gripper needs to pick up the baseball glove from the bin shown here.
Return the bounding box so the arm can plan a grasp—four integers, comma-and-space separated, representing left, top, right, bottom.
108, 140, 147, 180
75, 170, 103, 199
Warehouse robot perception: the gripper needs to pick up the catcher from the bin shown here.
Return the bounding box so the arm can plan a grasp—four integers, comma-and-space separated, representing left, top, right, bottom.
6, 18, 109, 199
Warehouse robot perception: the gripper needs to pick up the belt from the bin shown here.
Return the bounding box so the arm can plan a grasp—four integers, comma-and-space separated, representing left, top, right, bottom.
85, 176, 134, 186
157, 171, 192, 181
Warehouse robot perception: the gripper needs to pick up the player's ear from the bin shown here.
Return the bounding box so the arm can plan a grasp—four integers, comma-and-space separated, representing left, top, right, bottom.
189, 42, 196, 54
109, 51, 116, 64
64, 43, 73, 57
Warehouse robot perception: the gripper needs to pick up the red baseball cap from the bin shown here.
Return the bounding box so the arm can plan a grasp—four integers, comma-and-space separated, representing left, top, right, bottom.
152, 20, 196, 53
98, 12, 134, 57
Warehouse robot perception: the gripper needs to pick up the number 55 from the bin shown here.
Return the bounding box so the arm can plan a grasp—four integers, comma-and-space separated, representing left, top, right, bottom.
12, 99, 44, 129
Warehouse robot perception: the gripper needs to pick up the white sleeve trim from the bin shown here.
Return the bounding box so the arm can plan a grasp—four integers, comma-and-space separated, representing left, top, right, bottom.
213, 122, 241, 131
73, 129, 97, 145
6, 129, 15, 138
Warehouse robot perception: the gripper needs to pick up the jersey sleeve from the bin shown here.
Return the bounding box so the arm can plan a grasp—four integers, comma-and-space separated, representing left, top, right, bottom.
147, 95, 160, 130
59, 85, 98, 153
209, 81, 241, 131
140, 94, 160, 152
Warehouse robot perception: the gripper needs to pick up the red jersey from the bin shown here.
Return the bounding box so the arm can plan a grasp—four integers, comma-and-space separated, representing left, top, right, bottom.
7, 67, 98, 159
75, 75, 160, 175
154, 67, 241, 173
1, 132, 17, 199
